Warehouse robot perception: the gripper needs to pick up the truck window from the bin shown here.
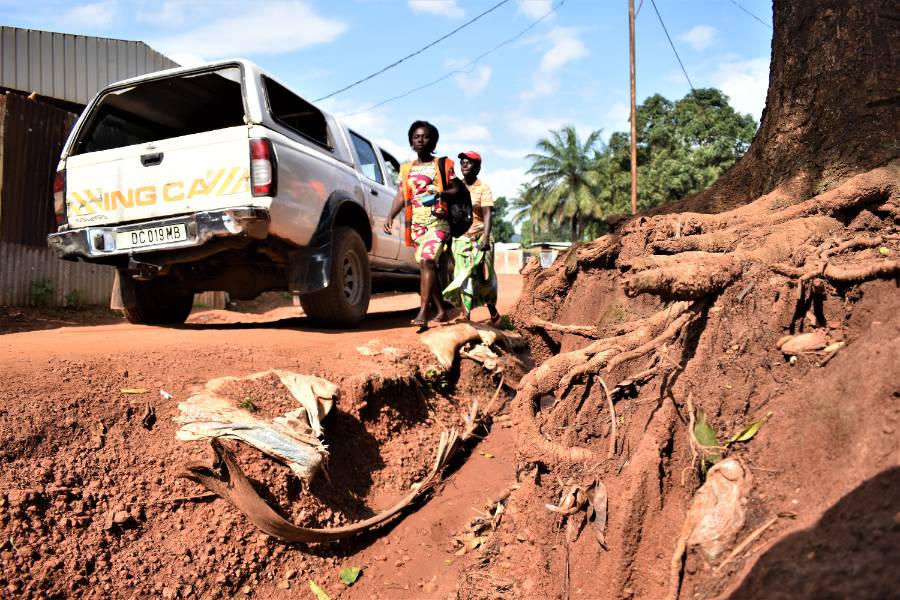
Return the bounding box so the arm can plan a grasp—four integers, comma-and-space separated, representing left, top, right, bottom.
263, 77, 330, 148
349, 131, 384, 184
71, 66, 246, 155
381, 150, 400, 188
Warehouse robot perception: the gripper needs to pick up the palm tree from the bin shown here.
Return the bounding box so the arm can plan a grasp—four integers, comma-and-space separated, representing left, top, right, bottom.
526, 126, 605, 241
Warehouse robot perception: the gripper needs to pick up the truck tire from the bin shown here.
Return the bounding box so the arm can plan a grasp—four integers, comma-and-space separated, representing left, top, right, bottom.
299, 227, 371, 327
118, 271, 194, 325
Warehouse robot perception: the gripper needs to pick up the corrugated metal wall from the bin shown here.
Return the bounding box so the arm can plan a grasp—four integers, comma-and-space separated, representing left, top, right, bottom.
0, 93, 77, 246
0, 242, 228, 309
0, 241, 114, 306
0, 27, 179, 106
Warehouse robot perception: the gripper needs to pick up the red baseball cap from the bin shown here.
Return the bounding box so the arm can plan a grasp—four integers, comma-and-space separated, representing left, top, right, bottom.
458, 150, 482, 162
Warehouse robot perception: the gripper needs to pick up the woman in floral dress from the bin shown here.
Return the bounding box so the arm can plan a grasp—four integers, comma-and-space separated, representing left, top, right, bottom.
384, 120, 459, 327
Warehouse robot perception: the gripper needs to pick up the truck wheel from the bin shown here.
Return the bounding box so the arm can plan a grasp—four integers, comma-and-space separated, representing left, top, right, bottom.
118, 271, 194, 325
299, 227, 371, 327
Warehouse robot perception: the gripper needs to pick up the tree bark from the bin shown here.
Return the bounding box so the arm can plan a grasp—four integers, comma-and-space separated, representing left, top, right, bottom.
651, 0, 900, 216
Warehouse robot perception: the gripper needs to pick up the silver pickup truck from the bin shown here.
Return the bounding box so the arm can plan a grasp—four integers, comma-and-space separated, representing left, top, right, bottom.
48, 59, 421, 326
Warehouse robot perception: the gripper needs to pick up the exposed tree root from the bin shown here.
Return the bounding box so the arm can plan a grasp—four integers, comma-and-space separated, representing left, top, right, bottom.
516, 302, 699, 466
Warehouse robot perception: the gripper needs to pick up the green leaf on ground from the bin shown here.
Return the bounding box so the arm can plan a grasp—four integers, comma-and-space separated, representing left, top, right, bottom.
725, 412, 771, 446
694, 410, 720, 449
879, 246, 889, 255
309, 580, 331, 600
339, 567, 361, 586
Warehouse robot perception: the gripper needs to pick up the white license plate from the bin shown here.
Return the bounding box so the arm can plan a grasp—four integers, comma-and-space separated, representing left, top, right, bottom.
116, 224, 188, 250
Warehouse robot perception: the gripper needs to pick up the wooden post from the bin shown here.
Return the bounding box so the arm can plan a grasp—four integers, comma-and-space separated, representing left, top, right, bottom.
629, 0, 638, 215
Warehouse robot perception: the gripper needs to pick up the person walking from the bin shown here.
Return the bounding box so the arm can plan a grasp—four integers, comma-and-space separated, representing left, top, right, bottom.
384, 120, 459, 328
444, 150, 500, 325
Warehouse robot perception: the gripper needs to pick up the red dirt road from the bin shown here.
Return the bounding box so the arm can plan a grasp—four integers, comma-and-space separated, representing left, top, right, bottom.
0, 276, 523, 599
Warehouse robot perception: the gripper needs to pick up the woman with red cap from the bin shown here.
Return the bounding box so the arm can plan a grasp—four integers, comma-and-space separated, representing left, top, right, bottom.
443, 150, 501, 325
384, 120, 460, 328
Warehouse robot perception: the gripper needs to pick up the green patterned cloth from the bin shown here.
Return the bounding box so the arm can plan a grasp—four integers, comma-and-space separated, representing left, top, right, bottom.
442, 236, 497, 313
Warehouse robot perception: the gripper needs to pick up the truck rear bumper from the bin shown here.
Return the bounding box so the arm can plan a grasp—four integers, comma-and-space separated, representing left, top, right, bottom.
47, 207, 270, 260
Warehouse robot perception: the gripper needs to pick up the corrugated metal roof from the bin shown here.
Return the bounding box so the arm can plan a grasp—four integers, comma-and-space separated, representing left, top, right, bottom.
0, 26, 179, 105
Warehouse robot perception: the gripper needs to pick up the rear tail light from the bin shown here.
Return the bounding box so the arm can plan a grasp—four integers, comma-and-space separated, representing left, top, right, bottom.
249, 139, 277, 197
53, 170, 67, 226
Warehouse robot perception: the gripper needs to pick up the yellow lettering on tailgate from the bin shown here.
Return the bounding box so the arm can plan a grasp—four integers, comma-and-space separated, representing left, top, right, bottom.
106, 190, 134, 209
135, 186, 156, 206
163, 182, 184, 202
68, 191, 100, 215
186, 178, 210, 199
206, 168, 226, 195
231, 168, 250, 194
216, 167, 238, 196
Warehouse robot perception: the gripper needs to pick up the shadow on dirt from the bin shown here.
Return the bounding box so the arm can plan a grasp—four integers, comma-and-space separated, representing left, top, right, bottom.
728, 466, 900, 600
178, 307, 424, 333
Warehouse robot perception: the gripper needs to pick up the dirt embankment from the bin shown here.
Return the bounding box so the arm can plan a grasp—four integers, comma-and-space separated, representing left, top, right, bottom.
495, 166, 899, 599
0, 280, 529, 599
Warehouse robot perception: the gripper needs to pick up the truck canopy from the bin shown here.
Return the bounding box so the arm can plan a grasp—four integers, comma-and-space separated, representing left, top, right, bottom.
70, 66, 246, 156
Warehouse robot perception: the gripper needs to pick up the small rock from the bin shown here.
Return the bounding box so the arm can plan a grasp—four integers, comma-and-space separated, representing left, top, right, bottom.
284, 569, 296, 580
422, 581, 438, 593
394, 559, 404, 567
241, 585, 252, 595
780, 331, 828, 355
161, 587, 178, 599
276, 580, 290, 590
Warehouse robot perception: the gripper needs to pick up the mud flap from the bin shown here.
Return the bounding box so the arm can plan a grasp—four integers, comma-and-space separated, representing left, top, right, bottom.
287, 234, 333, 295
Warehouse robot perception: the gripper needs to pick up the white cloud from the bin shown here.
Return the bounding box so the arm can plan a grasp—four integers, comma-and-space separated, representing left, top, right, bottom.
484, 166, 529, 200
517, 0, 554, 20
711, 57, 769, 121
511, 114, 572, 143
679, 25, 718, 51
453, 65, 492, 97
541, 27, 589, 72
445, 124, 493, 145
157, 1, 346, 59
519, 27, 589, 101
136, 0, 198, 28
519, 78, 558, 102
62, 1, 117, 28
408, 0, 464, 18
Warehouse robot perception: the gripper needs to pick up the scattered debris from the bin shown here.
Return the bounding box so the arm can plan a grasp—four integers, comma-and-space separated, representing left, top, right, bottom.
308, 580, 331, 600
667, 458, 753, 600
159, 389, 173, 400
175, 370, 337, 480
546, 479, 608, 549
120, 388, 147, 394
338, 566, 361, 586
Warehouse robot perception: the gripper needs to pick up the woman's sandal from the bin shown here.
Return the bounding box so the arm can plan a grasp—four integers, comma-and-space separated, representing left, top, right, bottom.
411, 317, 427, 328
490, 313, 503, 327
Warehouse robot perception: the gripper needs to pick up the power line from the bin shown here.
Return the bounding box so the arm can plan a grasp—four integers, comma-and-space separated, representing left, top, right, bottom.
315, 0, 511, 102
342, 0, 565, 118
648, 0, 695, 92
727, 0, 772, 30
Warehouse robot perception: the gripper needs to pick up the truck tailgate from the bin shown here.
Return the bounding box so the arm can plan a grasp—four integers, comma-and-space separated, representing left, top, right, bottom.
64, 126, 253, 228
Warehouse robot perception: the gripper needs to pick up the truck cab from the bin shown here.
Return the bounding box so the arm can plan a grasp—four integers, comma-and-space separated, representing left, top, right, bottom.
48, 60, 418, 327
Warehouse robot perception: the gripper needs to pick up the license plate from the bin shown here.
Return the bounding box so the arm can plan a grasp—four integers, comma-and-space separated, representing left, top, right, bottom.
116, 223, 188, 250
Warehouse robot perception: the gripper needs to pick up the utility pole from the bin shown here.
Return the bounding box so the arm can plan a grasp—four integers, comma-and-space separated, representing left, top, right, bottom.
628, 0, 638, 215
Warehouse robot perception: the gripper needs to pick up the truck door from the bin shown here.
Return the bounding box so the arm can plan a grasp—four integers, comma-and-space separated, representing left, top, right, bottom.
347, 131, 399, 260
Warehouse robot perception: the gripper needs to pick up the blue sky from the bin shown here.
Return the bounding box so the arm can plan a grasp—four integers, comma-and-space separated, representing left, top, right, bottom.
1, 0, 773, 199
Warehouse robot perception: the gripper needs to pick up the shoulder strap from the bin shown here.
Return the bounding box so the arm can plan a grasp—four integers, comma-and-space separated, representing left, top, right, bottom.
437, 157, 448, 193
399, 162, 412, 200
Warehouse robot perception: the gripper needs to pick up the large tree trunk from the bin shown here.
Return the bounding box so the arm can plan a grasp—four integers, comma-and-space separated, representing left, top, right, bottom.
653, 0, 899, 216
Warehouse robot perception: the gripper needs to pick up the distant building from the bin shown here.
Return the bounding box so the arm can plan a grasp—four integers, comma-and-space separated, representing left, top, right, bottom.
0, 27, 178, 307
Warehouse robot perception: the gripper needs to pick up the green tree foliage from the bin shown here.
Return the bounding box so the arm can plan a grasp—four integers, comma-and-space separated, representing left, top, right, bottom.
526, 126, 606, 242
515, 88, 756, 240
603, 88, 757, 212
490, 196, 516, 243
